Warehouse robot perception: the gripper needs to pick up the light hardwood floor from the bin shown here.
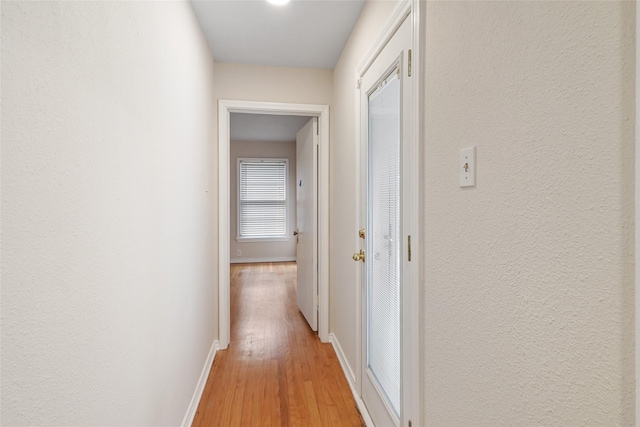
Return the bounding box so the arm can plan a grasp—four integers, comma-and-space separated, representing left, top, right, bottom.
192, 262, 365, 426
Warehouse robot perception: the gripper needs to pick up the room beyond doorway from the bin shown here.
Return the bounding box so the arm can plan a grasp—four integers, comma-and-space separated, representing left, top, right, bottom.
229, 113, 309, 265
218, 100, 330, 348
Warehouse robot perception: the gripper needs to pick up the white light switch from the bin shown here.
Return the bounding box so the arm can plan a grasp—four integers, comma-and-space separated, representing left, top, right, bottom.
459, 147, 476, 187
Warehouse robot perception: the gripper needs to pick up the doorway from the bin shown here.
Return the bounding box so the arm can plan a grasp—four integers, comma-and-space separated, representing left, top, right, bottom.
218, 100, 330, 349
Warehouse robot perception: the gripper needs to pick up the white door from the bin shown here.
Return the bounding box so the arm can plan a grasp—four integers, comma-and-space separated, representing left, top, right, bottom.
296, 117, 318, 331
357, 16, 412, 427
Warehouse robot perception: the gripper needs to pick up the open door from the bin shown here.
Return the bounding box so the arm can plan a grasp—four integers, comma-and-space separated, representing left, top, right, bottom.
295, 117, 318, 331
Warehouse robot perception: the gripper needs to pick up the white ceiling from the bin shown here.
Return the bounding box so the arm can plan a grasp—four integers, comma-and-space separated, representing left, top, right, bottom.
192, 0, 364, 141
231, 113, 311, 142
190, 0, 366, 69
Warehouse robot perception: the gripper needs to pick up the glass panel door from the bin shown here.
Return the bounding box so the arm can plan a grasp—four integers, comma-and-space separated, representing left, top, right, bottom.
358, 14, 411, 427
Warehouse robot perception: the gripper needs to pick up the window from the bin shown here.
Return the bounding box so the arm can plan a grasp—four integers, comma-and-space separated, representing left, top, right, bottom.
237, 158, 288, 239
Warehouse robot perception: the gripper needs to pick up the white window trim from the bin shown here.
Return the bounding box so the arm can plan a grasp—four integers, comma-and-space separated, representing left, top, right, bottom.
236, 157, 289, 241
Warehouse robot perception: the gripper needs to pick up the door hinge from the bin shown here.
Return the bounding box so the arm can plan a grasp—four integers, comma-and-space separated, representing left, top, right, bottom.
408, 235, 412, 262
408, 49, 412, 77
356, 78, 362, 89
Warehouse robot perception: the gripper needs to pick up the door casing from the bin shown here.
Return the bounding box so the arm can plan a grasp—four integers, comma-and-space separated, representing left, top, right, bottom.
217, 100, 330, 348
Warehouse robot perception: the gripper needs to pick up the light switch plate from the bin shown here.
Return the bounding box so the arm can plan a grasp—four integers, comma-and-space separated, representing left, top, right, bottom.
459, 147, 476, 187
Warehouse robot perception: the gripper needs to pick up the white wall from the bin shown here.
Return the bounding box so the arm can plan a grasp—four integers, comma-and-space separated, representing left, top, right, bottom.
230, 140, 297, 263
1, 1, 217, 425
330, 0, 398, 381
637, 4, 640, 424
332, 0, 634, 424
422, 2, 635, 424
214, 63, 333, 106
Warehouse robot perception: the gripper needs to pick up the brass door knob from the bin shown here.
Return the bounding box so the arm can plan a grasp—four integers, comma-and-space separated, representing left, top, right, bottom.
352, 249, 365, 262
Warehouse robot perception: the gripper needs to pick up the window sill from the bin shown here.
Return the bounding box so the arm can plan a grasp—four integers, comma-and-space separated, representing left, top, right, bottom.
236, 236, 291, 243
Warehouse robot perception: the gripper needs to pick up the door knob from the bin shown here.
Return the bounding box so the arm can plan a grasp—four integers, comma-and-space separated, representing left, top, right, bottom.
352, 249, 365, 262
293, 230, 299, 236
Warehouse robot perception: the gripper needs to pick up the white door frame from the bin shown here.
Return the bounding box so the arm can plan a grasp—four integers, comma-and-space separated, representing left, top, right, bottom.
354, 0, 423, 425
218, 100, 330, 349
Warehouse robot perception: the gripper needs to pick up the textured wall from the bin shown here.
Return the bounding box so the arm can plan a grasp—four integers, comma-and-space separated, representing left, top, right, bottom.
1, 1, 217, 425
637, 3, 640, 423
230, 140, 298, 262
330, 0, 398, 377
422, 1, 635, 425
214, 62, 333, 105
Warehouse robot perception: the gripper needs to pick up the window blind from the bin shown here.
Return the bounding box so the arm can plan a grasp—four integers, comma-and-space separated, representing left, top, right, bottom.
238, 159, 287, 238
367, 72, 401, 416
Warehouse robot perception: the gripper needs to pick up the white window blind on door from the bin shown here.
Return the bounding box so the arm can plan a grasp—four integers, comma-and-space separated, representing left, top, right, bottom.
238, 159, 288, 238
367, 71, 401, 416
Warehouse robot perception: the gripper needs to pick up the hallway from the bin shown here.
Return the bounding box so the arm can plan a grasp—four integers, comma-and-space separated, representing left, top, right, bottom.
192, 263, 364, 426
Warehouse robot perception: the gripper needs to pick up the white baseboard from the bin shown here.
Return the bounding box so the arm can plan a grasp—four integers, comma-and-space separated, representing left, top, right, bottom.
181, 340, 220, 427
328, 333, 374, 427
230, 256, 296, 264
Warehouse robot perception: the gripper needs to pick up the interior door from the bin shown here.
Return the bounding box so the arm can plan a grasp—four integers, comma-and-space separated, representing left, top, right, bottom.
296, 117, 318, 331
357, 16, 412, 427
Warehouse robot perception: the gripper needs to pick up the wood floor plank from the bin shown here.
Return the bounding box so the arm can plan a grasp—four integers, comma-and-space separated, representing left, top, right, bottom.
304, 380, 322, 426
228, 357, 248, 426
192, 262, 364, 426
